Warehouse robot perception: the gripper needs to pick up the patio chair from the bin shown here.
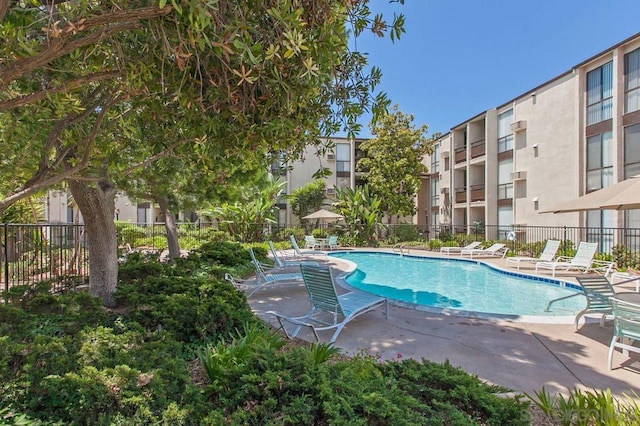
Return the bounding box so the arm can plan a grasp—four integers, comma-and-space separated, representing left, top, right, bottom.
327, 235, 339, 250
440, 241, 482, 256
268, 241, 319, 268
290, 235, 325, 257
460, 243, 508, 259
245, 248, 303, 296
506, 240, 561, 270
608, 298, 640, 370
535, 242, 598, 277
305, 235, 321, 250
268, 265, 388, 343
574, 275, 617, 330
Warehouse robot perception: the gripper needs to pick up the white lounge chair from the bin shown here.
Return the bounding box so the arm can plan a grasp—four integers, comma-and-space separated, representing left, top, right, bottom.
268, 241, 319, 268
440, 241, 482, 256
290, 235, 325, 257
461, 243, 508, 259
506, 240, 561, 270
535, 242, 598, 277
268, 265, 388, 343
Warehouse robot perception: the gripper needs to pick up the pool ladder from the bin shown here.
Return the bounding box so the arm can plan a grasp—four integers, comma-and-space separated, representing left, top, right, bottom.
393, 243, 410, 255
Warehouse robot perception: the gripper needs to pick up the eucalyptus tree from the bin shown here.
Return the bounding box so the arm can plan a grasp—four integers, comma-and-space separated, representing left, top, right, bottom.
357, 105, 431, 221
0, 1, 405, 305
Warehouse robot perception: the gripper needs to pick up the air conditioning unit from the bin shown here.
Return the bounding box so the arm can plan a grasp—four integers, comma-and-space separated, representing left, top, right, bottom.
510, 171, 527, 181
440, 150, 450, 159
510, 120, 527, 132
440, 187, 449, 194
327, 154, 335, 161
325, 188, 336, 195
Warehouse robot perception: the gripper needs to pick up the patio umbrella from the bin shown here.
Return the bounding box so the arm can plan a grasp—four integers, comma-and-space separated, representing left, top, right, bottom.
301, 209, 344, 221
542, 175, 640, 213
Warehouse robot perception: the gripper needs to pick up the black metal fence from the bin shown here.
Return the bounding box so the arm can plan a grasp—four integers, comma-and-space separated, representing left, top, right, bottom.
4, 221, 640, 295
1, 223, 89, 294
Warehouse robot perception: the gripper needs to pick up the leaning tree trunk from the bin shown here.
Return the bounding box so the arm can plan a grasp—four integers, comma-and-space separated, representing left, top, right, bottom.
67, 178, 118, 306
155, 195, 180, 262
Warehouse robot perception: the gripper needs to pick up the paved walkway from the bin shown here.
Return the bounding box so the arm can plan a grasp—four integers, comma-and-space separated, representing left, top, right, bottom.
247, 248, 640, 397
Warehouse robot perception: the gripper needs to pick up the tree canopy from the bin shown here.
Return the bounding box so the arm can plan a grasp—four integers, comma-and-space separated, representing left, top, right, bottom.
0, 0, 405, 304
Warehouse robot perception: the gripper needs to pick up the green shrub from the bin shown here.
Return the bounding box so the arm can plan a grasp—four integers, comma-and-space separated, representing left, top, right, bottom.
429, 238, 444, 250
115, 223, 147, 247
527, 386, 640, 425
312, 228, 328, 238
612, 244, 640, 270
391, 224, 420, 242
196, 241, 251, 267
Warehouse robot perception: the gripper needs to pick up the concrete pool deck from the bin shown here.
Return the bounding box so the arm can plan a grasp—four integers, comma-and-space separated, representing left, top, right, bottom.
247, 248, 640, 397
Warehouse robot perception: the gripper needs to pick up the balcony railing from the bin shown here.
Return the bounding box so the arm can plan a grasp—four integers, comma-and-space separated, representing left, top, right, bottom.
454, 186, 466, 203
469, 183, 485, 202
454, 145, 466, 164
470, 139, 485, 159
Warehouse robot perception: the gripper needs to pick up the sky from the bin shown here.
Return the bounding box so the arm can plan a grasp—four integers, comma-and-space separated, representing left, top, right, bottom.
348, 0, 640, 138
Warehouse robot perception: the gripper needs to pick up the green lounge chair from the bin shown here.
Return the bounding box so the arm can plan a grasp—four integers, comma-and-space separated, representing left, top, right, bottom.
269, 265, 388, 343
608, 298, 640, 369
574, 275, 616, 330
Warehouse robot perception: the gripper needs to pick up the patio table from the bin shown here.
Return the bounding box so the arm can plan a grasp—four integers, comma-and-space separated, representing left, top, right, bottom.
613, 292, 640, 304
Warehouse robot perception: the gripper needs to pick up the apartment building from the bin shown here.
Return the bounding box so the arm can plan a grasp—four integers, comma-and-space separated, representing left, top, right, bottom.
418, 32, 640, 243
275, 136, 367, 225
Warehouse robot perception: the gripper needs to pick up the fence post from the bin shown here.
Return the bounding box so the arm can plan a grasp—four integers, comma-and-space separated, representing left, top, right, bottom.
3, 223, 8, 297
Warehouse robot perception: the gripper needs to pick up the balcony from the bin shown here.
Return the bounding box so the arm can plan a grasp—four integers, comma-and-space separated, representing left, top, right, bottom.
454, 145, 467, 164
470, 139, 485, 159
469, 183, 485, 202
455, 186, 467, 203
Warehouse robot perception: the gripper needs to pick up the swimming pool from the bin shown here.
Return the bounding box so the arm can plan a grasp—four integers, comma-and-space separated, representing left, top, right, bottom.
329, 251, 586, 319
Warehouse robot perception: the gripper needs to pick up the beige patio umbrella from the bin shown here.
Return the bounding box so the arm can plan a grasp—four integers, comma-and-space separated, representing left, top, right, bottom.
542, 175, 640, 213
302, 209, 344, 221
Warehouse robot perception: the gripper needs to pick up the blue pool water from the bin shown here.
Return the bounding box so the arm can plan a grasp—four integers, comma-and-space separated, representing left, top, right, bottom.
329, 252, 586, 317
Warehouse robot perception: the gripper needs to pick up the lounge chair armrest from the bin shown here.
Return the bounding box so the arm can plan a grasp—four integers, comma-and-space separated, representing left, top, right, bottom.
591, 260, 615, 276
554, 256, 573, 262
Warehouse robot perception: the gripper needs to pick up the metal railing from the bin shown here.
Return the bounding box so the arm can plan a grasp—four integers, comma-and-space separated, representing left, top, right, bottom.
4, 221, 640, 296
1, 223, 88, 294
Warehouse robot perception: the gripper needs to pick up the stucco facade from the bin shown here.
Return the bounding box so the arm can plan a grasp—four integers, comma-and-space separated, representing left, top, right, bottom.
418, 32, 640, 241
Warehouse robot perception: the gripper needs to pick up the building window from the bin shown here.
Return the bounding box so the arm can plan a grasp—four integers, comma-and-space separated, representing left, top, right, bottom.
625, 48, 640, 114
586, 210, 614, 253
137, 202, 150, 224
336, 143, 350, 172
497, 205, 513, 239
587, 131, 613, 192
624, 123, 640, 178
497, 158, 513, 200
587, 61, 613, 125
497, 109, 513, 153
431, 143, 440, 174
625, 209, 640, 251
430, 178, 440, 208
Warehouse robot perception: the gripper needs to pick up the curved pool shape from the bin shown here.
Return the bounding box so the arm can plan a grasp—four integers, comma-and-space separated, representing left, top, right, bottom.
329, 251, 586, 318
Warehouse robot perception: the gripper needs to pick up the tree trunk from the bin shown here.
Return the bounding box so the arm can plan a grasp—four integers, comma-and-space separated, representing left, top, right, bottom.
67, 178, 118, 306
156, 195, 180, 262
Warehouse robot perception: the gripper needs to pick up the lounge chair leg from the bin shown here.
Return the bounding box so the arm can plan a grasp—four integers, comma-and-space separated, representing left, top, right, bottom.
574, 309, 586, 331
608, 336, 617, 370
